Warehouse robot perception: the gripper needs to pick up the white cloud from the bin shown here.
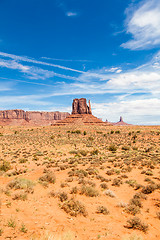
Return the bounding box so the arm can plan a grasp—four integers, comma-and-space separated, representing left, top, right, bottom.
66, 12, 77, 17
0, 50, 160, 124
0, 51, 83, 73
122, 0, 160, 50
92, 98, 160, 124
0, 57, 78, 81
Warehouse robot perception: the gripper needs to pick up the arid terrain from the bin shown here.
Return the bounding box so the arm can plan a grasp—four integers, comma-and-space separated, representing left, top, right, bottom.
0, 124, 160, 240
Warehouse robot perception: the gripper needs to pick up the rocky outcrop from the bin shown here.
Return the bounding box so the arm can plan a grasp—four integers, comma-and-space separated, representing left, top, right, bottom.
72, 98, 92, 114
113, 116, 131, 126
0, 109, 69, 126
53, 98, 107, 126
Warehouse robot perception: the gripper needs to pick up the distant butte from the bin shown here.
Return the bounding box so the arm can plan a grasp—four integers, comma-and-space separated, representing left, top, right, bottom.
0, 99, 132, 126
0, 109, 69, 126
113, 116, 131, 126
52, 98, 108, 126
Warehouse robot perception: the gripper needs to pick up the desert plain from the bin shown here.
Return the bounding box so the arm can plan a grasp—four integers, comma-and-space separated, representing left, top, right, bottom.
0, 124, 160, 240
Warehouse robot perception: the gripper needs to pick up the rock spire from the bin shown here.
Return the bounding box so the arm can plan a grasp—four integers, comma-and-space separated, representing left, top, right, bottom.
72, 98, 92, 114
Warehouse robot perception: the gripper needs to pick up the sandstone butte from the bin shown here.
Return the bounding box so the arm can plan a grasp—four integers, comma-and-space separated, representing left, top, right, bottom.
0, 98, 131, 126
52, 98, 111, 126
0, 109, 69, 126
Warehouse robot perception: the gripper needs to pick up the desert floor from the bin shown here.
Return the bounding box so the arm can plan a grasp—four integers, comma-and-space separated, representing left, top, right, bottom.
0, 125, 160, 240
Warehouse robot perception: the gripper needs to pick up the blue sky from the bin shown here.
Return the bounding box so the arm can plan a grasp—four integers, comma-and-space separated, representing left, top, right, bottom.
0, 0, 160, 124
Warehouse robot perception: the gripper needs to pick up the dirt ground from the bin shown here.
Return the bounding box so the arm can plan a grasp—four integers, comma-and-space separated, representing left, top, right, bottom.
0, 124, 160, 240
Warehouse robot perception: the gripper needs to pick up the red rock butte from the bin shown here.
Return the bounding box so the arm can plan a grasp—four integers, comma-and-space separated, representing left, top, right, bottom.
52, 98, 108, 126
113, 116, 131, 126
0, 109, 69, 126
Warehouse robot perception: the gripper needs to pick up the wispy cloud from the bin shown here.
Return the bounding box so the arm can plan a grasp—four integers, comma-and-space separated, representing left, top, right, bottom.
56, 1, 78, 18
41, 56, 92, 62
0, 81, 13, 91
0, 52, 84, 73
122, 0, 160, 50
0, 49, 160, 124
0, 54, 79, 80
66, 12, 78, 17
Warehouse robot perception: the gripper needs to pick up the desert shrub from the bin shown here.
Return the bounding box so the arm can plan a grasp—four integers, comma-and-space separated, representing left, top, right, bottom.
8, 217, 16, 228
86, 167, 98, 176
39, 170, 56, 184
83, 131, 87, 135
106, 169, 115, 175
141, 184, 157, 194
108, 145, 117, 152
69, 150, 78, 155
129, 198, 142, 208
19, 223, 28, 233
133, 192, 147, 200
145, 170, 153, 176
96, 206, 109, 215
115, 130, 120, 134
104, 189, 116, 198
58, 192, 68, 202
70, 186, 78, 194
112, 178, 122, 187
110, 130, 114, 134
7, 178, 35, 191
125, 204, 140, 215
90, 149, 99, 155
125, 217, 148, 232
0, 228, 3, 236
125, 179, 137, 188
71, 130, 81, 134
122, 146, 130, 151
0, 161, 11, 172
117, 201, 127, 208
48, 190, 56, 197
156, 212, 160, 219
19, 158, 27, 163
80, 185, 99, 197
75, 169, 88, 177
12, 191, 27, 201
100, 183, 108, 189
60, 182, 69, 188
61, 199, 88, 217
79, 150, 87, 156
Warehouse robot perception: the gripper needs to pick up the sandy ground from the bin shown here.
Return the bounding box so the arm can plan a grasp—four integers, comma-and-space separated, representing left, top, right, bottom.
0, 125, 160, 240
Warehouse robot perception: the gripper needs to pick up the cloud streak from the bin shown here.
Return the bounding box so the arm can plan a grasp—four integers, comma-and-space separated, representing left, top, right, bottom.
0, 52, 84, 73
122, 0, 160, 50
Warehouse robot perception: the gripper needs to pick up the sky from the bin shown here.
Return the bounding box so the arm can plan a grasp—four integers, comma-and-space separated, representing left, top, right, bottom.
0, 0, 160, 125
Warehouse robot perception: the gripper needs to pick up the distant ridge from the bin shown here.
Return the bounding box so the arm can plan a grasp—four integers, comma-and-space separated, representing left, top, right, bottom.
0, 109, 69, 126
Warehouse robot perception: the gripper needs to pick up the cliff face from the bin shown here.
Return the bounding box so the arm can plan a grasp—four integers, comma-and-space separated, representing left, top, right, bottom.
0, 110, 70, 126
72, 98, 92, 114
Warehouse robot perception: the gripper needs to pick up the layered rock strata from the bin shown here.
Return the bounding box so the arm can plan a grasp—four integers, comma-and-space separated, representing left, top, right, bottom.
53, 98, 108, 126
0, 110, 69, 126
